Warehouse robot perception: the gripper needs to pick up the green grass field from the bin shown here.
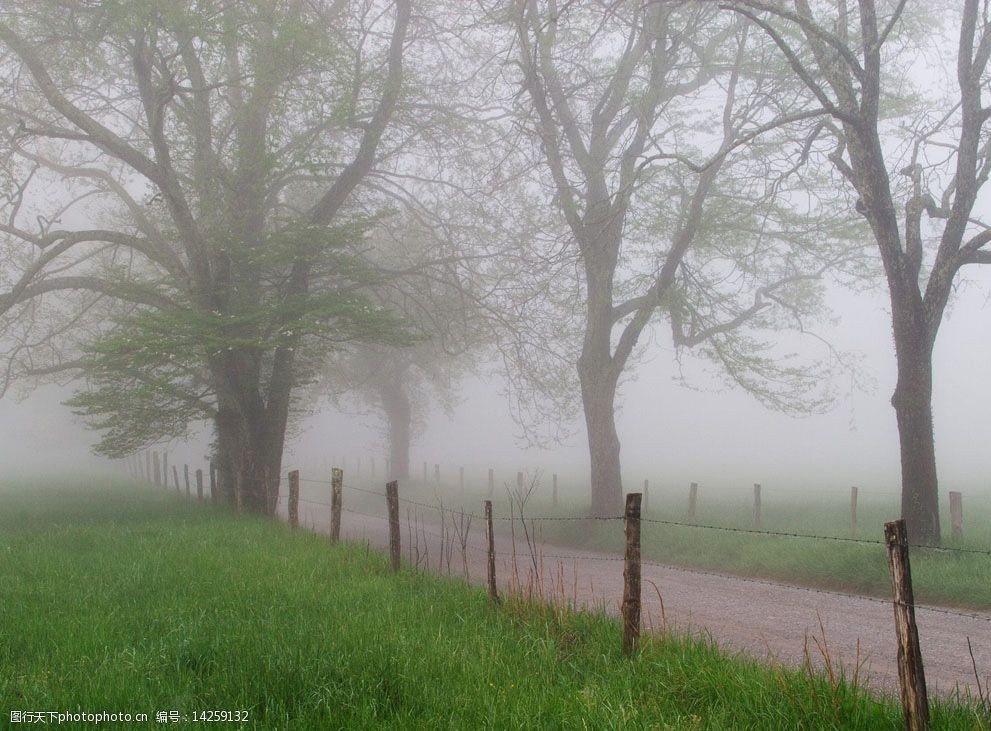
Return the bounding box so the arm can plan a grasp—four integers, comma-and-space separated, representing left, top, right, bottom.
358, 475, 991, 611
1, 479, 987, 729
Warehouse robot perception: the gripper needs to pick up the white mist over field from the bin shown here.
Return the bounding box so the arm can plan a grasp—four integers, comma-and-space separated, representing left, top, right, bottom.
2, 260, 988, 502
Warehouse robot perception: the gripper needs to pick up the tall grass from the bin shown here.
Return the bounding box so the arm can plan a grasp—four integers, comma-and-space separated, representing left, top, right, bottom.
1, 479, 985, 729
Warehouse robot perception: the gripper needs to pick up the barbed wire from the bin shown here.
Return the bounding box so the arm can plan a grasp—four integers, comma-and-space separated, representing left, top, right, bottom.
160, 471, 990, 558
394, 497, 991, 557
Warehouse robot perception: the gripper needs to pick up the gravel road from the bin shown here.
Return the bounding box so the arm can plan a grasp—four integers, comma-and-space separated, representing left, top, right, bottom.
288, 492, 991, 699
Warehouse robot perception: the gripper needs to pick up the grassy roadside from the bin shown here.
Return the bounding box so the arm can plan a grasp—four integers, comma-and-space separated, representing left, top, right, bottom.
0, 480, 986, 729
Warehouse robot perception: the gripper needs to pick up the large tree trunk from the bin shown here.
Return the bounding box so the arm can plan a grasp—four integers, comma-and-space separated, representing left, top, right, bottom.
379, 379, 411, 480
210, 340, 296, 516
214, 398, 285, 515
580, 366, 622, 518
579, 227, 625, 518
847, 133, 943, 545
891, 328, 940, 545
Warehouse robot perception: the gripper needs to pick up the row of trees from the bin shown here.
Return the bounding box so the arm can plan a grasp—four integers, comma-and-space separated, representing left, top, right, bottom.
0, 0, 987, 544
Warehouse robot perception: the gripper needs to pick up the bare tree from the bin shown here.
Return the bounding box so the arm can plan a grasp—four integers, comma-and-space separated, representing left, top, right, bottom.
724, 0, 991, 543
500, 0, 859, 515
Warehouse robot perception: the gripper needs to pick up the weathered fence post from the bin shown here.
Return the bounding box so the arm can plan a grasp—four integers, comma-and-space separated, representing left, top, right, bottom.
386, 480, 401, 572
622, 492, 642, 656
484, 499, 498, 604
288, 470, 300, 528
643, 479, 649, 513
949, 491, 963, 539
884, 519, 930, 731
552, 474, 558, 506
172, 465, 180, 493
195, 469, 204, 502
153, 451, 161, 486
688, 482, 698, 522
487, 468, 494, 497
162, 452, 168, 488
850, 486, 859, 536
184, 465, 190, 497
434, 463, 440, 484
330, 467, 343, 543
752, 483, 762, 531
209, 460, 217, 503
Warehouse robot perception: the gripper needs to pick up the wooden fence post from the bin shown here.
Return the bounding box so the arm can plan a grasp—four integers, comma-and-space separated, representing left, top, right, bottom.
184, 464, 190, 497
884, 519, 930, 731
386, 480, 400, 572
622, 492, 642, 656
688, 482, 698, 522
209, 460, 217, 503
330, 467, 343, 543
434, 463, 440, 484
753, 483, 762, 531
850, 486, 859, 536
488, 468, 494, 497
288, 470, 300, 528
153, 451, 161, 486
172, 465, 180, 493
552, 474, 558, 506
643, 479, 649, 513
484, 499, 498, 604
949, 491, 963, 539
195, 469, 204, 502
162, 452, 168, 488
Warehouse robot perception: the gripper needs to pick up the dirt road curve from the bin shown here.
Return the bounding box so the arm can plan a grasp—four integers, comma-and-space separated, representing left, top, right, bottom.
290, 497, 991, 698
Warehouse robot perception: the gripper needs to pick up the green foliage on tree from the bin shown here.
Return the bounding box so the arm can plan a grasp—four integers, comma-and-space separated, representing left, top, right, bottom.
68, 222, 417, 456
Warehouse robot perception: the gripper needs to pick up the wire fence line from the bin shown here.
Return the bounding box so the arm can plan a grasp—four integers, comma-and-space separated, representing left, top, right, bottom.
285, 474, 991, 626
338, 459, 991, 502
312, 494, 991, 626
158, 466, 990, 558
165, 472, 991, 628
290, 473, 991, 558
119, 459, 991, 618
